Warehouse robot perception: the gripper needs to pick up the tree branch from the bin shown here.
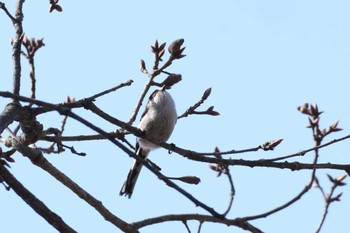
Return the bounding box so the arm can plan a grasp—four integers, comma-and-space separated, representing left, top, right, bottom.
1, 92, 349, 175
131, 214, 263, 233
0, 2, 16, 23
12, 140, 138, 233
0, 92, 224, 218
12, 0, 25, 97
0, 163, 77, 233
87, 79, 133, 100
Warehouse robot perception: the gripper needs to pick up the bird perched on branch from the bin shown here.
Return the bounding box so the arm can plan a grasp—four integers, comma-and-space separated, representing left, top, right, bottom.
120, 86, 177, 198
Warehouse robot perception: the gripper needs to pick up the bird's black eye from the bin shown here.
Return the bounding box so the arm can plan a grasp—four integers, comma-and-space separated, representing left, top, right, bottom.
149, 90, 159, 101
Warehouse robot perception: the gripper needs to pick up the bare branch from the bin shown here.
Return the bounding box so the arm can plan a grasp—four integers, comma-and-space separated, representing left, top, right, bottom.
267, 134, 350, 162
241, 152, 320, 222
12, 0, 25, 97
178, 88, 220, 119
0, 2, 16, 23
315, 174, 347, 233
12, 140, 138, 233
21, 37, 45, 99
0, 163, 77, 233
131, 214, 263, 233
222, 166, 235, 216
87, 79, 133, 100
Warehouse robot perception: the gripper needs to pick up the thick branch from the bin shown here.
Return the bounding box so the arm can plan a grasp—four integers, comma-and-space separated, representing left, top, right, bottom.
12, 0, 25, 97
12, 142, 138, 233
0, 102, 21, 134
0, 163, 77, 233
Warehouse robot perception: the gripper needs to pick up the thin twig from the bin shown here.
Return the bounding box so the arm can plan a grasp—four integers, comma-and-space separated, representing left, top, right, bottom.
315, 187, 336, 233
126, 75, 154, 125
183, 220, 191, 233
266, 134, 350, 162
87, 80, 133, 100
0, 2, 16, 23
177, 88, 218, 119
222, 166, 235, 216
241, 109, 325, 223
241, 153, 319, 222
197, 221, 203, 233
314, 174, 347, 233
131, 214, 263, 233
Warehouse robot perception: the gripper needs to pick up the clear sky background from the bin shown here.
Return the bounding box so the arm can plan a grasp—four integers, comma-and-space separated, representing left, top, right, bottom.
0, 1, 350, 232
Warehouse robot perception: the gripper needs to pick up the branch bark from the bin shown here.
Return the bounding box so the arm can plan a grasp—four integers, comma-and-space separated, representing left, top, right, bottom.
12, 0, 25, 97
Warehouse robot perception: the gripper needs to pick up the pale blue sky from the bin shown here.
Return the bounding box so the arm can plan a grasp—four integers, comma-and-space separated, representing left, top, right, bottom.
0, 1, 350, 233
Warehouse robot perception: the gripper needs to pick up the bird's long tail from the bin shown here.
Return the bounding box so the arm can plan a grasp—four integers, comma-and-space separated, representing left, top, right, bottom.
119, 144, 149, 198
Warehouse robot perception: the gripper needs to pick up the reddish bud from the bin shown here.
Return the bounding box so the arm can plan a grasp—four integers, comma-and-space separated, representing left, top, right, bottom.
168, 39, 185, 58
163, 74, 182, 88
178, 176, 201, 185
140, 59, 147, 73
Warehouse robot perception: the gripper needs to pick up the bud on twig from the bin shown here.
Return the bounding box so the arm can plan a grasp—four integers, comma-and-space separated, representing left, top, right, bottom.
162, 74, 182, 89
261, 138, 283, 151
178, 176, 201, 185
202, 88, 212, 100
168, 39, 186, 59
140, 59, 148, 74
167, 175, 201, 185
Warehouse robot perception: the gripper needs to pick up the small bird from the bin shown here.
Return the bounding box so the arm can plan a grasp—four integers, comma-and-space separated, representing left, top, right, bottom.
119, 86, 177, 198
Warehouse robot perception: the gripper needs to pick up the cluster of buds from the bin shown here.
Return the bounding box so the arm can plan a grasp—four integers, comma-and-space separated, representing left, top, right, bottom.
21, 37, 45, 57
298, 103, 342, 141
49, 0, 63, 13
208, 147, 228, 177
298, 103, 323, 119
326, 174, 347, 188
151, 40, 166, 63
144, 39, 186, 72
64, 96, 76, 104
314, 174, 347, 203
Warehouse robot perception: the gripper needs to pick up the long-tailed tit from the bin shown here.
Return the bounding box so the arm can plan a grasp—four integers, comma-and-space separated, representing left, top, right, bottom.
119, 87, 177, 198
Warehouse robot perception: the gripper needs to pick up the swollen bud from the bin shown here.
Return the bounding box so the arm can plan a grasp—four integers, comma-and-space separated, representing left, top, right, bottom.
168, 39, 185, 58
